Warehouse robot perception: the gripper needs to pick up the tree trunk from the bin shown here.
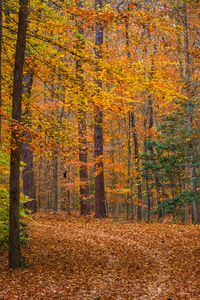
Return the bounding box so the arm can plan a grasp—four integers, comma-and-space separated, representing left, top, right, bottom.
52, 151, 61, 212
22, 71, 37, 213
143, 104, 153, 223
22, 140, 36, 212
78, 114, 90, 215
182, 3, 199, 224
94, 0, 106, 218
147, 97, 154, 222
9, 0, 29, 269
144, 27, 156, 222
76, 0, 90, 216
125, 11, 134, 222
127, 113, 134, 222
125, 12, 142, 222
131, 112, 142, 222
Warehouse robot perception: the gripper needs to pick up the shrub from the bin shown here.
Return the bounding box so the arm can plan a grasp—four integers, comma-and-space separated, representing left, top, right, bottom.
0, 150, 29, 252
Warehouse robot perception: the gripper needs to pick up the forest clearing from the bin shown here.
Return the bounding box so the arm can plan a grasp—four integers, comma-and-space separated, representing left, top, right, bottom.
0, 212, 199, 300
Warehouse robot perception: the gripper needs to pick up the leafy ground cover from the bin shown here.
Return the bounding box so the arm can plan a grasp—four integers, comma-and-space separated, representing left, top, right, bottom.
0, 212, 199, 299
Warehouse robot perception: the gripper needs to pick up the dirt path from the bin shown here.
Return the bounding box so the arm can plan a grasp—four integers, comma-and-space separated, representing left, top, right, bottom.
0, 213, 199, 299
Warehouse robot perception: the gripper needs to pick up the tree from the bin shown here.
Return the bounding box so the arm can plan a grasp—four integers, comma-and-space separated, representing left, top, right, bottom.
94, 0, 106, 218
22, 71, 37, 213
76, 0, 90, 216
124, 4, 142, 222
182, 2, 199, 224
9, 0, 29, 268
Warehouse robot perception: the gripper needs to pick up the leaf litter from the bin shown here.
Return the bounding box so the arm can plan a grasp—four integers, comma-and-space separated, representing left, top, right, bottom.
0, 212, 199, 299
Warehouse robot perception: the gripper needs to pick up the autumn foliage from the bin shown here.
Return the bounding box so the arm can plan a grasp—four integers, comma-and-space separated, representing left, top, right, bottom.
0, 0, 199, 222
0, 0, 200, 287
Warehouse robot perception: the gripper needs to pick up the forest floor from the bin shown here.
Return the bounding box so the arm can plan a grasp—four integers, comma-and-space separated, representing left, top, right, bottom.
0, 212, 199, 300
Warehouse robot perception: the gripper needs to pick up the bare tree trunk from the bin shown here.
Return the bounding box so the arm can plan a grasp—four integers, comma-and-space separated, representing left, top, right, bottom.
76, 0, 90, 216
52, 151, 60, 212
50, 70, 63, 212
63, 166, 71, 214
127, 113, 134, 222
147, 97, 154, 222
131, 112, 143, 221
94, 107, 106, 218
78, 115, 90, 215
36, 158, 42, 209
22, 137, 36, 212
144, 26, 156, 222
9, 0, 29, 269
125, 11, 134, 222
94, 0, 106, 218
144, 106, 153, 222
22, 71, 36, 212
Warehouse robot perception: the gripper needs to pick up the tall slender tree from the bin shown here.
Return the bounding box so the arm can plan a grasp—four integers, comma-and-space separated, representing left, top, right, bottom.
9, 0, 29, 268
182, 3, 199, 224
94, 0, 106, 218
124, 4, 142, 222
76, 0, 90, 216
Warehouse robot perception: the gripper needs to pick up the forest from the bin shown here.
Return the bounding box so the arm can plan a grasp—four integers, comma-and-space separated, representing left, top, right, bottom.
0, 0, 199, 299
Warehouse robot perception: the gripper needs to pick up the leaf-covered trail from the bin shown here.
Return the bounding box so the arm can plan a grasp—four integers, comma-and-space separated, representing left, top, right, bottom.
0, 213, 199, 300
